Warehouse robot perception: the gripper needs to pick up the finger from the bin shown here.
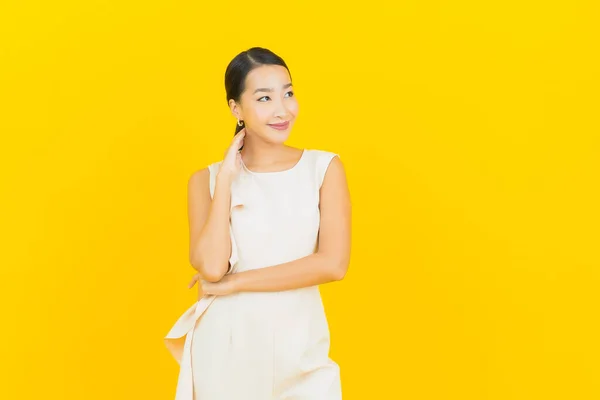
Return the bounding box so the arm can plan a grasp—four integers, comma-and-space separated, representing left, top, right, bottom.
187, 274, 199, 289
201, 281, 212, 295
234, 129, 246, 142
227, 130, 245, 155
234, 136, 245, 149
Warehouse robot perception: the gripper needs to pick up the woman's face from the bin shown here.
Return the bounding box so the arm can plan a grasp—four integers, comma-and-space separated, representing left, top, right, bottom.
231, 64, 299, 145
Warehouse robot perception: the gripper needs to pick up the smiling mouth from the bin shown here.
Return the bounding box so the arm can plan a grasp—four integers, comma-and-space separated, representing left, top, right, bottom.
268, 121, 290, 130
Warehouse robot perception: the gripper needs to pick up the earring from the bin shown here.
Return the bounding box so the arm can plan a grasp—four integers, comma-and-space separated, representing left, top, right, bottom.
237, 118, 244, 126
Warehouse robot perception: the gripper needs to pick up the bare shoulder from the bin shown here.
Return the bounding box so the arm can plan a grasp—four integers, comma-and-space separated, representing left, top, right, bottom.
321, 154, 347, 187
188, 167, 210, 190
187, 166, 213, 205
323, 154, 344, 177
320, 154, 351, 206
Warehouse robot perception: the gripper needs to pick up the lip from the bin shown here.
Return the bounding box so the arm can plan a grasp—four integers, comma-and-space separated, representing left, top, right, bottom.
267, 121, 290, 130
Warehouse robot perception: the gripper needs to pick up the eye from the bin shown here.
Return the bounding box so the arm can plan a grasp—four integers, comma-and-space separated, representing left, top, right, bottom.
258, 96, 270, 102
285, 91, 294, 98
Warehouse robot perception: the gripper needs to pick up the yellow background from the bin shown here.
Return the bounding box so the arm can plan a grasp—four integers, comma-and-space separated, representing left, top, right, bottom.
1, 1, 598, 399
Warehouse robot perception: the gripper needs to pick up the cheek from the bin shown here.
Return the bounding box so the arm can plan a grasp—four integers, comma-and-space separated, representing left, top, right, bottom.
243, 105, 266, 125
257, 107, 273, 121
249, 106, 272, 123
288, 99, 299, 117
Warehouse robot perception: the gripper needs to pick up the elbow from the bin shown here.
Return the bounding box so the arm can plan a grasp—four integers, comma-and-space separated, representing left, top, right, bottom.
201, 269, 227, 282
190, 254, 227, 282
189, 252, 203, 273
330, 257, 349, 282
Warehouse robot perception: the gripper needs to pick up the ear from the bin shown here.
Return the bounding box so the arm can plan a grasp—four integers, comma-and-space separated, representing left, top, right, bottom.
228, 99, 242, 120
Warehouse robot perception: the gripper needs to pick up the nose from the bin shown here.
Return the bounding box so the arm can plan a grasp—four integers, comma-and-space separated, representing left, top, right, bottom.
273, 98, 290, 119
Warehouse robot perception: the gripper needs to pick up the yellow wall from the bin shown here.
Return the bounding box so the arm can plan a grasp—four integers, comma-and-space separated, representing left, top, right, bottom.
1, 1, 598, 398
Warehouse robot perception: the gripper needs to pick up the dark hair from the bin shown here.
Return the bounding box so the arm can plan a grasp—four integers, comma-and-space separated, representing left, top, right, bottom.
225, 47, 292, 139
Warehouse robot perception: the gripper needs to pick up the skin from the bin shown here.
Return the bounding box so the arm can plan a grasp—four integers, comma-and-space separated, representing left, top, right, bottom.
187, 64, 352, 296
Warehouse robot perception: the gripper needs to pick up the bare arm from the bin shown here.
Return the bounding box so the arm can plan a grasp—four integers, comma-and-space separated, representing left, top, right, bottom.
226, 155, 352, 292
187, 169, 232, 282
188, 130, 245, 282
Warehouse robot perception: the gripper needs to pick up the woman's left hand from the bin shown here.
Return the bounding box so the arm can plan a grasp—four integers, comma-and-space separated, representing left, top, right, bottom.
188, 273, 237, 297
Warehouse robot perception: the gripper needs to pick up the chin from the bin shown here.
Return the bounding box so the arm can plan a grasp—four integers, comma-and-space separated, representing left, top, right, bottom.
264, 126, 293, 143
266, 134, 290, 145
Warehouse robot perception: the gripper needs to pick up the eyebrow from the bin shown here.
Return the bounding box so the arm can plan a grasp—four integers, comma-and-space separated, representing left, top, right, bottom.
253, 83, 293, 95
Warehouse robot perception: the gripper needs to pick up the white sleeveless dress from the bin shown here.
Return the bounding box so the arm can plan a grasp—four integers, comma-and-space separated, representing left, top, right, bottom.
165, 149, 342, 400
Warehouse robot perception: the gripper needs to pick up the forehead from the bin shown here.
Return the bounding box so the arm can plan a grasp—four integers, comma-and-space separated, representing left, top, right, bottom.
244, 65, 291, 92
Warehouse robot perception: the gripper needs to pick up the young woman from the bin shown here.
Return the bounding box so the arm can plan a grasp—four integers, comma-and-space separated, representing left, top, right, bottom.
165, 47, 351, 400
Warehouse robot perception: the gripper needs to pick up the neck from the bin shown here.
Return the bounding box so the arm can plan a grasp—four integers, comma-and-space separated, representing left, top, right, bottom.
240, 136, 289, 167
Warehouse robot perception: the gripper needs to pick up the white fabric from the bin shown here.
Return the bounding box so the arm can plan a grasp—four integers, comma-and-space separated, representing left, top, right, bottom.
165, 149, 341, 399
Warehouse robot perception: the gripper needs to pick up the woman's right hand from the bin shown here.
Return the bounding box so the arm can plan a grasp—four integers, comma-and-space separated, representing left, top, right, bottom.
217, 129, 245, 184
